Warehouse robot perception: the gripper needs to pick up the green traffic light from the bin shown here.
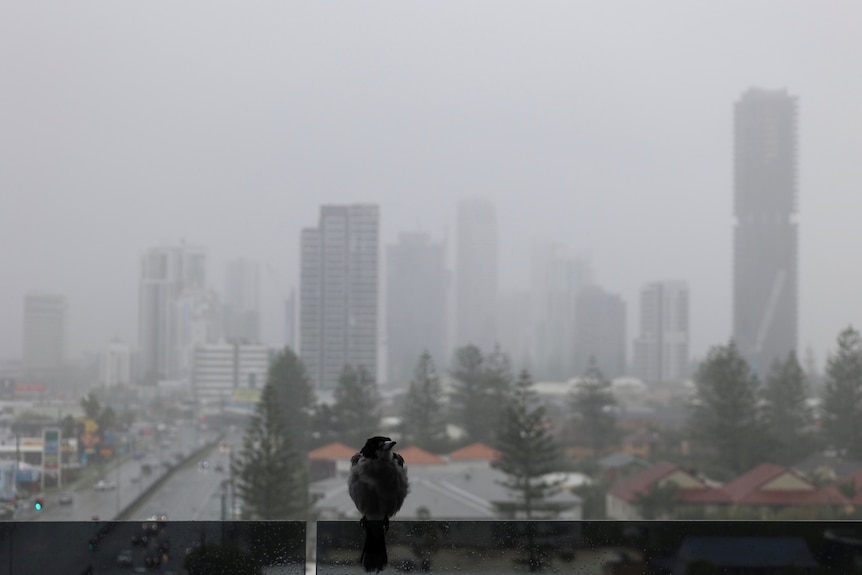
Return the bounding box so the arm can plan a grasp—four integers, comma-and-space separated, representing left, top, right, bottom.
34, 499, 43, 510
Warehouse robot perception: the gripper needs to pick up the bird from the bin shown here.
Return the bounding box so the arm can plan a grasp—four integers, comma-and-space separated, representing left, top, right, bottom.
348, 436, 410, 573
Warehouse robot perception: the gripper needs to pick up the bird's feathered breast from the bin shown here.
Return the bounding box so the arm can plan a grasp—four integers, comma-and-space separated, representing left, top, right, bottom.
348, 453, 409, 520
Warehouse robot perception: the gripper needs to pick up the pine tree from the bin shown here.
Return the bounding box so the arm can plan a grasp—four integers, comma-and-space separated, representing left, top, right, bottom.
494, 370, 563, 519
483, 344, 515, 434
690, 341, 771, 476
268, 347, 316, 453
821, 326, 862, 459
331, 364, 381, 443
449, 345, 486, 441
402, 352, 446, 450
232, 381, 307, 520
568, 358, 618, 455
449, 344, 515, 443
763, 351, 816, 464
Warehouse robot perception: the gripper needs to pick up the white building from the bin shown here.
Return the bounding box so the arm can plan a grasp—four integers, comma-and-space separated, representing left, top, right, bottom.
192, 343, 270, 404
633, 281, 690, 384
300, 204, 379, 390
174, 288, 221, 380
529, 243, 593, 380
22, 292, 66, 374
100, 339, 132, 387
454, 197, 498, 351
386, 232, 448, 387
224, 258, 260, 344
138, 243, 207, 383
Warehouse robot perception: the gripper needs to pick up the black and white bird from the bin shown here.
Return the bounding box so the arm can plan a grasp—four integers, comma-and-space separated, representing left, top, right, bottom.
348, 436, 410, 573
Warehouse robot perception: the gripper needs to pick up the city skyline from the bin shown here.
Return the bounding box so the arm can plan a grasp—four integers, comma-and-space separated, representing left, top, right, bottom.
3, 3, 860, 372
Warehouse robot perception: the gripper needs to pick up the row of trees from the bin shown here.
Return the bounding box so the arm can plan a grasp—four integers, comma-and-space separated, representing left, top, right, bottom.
690, 326, 862, 479
232, 343, 588, 519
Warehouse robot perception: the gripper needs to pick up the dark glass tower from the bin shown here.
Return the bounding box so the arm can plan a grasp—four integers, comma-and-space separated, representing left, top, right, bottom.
733, 88, 798, 376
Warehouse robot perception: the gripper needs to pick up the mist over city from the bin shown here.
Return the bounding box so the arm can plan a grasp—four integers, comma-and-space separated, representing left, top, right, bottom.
3, 2, 862, 572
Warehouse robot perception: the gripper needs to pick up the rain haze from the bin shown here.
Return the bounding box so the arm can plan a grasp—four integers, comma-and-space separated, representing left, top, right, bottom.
2, 1, 862, 370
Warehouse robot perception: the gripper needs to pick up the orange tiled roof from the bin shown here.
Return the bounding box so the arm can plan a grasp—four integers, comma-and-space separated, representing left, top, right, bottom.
399, 446, 446, 465
449, 442, 501, 461
308, 442, 356, 460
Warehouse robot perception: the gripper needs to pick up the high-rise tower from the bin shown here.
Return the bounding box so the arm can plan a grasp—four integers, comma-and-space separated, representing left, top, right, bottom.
633, 281, 689, 384
455, 198, 498, 351
299, 205, 379, 389
386, 232, 448, 386
224, 258, 260, 344
138, 243, 207, 383
22, 292, 66, 375
733, 88, 798, 375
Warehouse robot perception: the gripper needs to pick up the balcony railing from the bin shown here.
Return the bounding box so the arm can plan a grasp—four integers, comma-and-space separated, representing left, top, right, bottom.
2, 519, 861, 574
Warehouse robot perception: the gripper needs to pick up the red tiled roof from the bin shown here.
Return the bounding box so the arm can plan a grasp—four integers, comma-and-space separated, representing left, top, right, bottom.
399, 446, 446, 465
308, 442, 356, 460
449, 442, 501, 461
717, 463, 849, 506
609, 461, 852, 508
608, 461, 715, 503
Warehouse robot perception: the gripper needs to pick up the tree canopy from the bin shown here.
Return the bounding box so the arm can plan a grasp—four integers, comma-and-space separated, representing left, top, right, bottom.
568, 358, 618, 455
232, 380, 307, 520
401, 352, 447, 451
820, 326, 862, 459
690, 341, 772, 476
494, 370, 563, 518
331, 364, 381, 444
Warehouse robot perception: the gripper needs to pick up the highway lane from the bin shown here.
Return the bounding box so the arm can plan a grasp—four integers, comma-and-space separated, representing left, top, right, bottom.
133, 428, 242, 522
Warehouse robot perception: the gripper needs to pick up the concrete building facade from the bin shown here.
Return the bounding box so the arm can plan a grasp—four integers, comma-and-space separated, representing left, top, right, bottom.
300, 205, 379, 389
733, 88, 798, 375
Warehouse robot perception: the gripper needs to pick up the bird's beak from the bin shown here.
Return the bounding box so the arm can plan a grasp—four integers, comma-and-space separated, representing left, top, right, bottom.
383, 441, 397, 451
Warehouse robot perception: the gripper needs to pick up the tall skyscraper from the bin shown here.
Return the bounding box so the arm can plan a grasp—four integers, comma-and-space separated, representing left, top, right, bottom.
224, 258, 260, 344
573, 286, 626, 379
455, 198, 498, 351
300, 205, 379, 389
22, 292, 66, 375
138, 243, 207, 383
733, 88, 798, 375
386, 232, 448, 386
633, 281, 689, 384
530, 243, 593, 380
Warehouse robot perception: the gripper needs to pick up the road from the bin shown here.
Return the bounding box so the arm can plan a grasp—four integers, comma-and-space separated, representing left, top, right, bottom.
133, 435, 237, 522
16, 422, 217, 522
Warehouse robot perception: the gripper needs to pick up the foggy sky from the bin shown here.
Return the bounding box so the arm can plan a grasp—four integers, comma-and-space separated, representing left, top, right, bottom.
2, 1, 861, 368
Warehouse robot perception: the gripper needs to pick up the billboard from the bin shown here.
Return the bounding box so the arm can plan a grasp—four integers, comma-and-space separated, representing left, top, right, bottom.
43, 428, 60, 472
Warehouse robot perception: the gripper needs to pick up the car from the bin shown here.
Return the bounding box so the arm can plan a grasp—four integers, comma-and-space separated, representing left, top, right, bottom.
214, 461, 224, 472
116, 549, 133, 567
94, 480, 117, 491
59, 492, 74, 505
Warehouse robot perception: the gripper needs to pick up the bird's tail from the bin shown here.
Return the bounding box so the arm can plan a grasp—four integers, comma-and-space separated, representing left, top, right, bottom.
361, 519, 388, 573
